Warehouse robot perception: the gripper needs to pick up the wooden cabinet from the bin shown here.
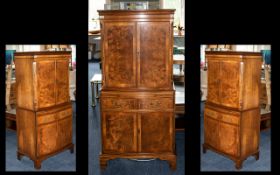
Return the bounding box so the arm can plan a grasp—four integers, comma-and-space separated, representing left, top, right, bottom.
15, 51, 74, 169
203, 51, 262, 169
98, 10, 176, 170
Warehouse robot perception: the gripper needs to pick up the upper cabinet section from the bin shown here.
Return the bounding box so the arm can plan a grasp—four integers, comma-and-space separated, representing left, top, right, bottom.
205, 51, 262, 110
98, 10, 175, 91
15, 51, 71, 111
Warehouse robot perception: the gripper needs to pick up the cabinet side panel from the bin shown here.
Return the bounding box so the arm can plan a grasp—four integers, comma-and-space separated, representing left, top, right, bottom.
240, 109, 260, 157
242, 57, 262, 109
15, 57, 34, 110
16, 108, 36, 159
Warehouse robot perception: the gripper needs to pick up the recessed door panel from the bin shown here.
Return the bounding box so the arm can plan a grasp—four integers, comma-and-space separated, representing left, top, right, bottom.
36, 60, 56, 109
220, 61, 240, 108
140, 112, 173, 153
207, 60, 220, 105
103, 22, 137, 88
56, 59, 70, 105
102, 112, 137, 153
138, 22, 171, 89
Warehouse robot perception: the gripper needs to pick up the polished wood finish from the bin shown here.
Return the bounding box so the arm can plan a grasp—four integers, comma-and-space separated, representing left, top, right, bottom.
15, 51, 74, 169
203, 51, 262, 169
98, 10, 176, 170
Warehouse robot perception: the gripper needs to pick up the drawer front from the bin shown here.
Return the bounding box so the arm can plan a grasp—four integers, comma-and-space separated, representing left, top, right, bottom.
37, 113, 56, 125
138, 97, 173, 110
101, 93, 173, 111
57, 108, 72, 120
102, 98, 138, 110
205, 108, 239, 125
37, 107, 72, 125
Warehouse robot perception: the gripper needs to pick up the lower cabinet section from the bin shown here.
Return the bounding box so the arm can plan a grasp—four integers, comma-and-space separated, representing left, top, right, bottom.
100, 91, 176, 170
102, 112, 174, 154
203, 104, 260, 169
16, 103, 74, 169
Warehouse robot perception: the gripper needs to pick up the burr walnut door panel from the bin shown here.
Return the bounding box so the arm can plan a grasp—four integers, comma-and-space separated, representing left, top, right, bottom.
204, 116, 219, 149
103, 22, 137, 89
140, 112, 173, 153
207, 60, 220, 105
219, 61, 241, 109
57, 116, 72, 148
35, 60, 56, 109
102, 112, 137, 153
138, 22, 172, 89
219, 122, 239, 156
56, 60, 70, 105
37, 121, 58, 156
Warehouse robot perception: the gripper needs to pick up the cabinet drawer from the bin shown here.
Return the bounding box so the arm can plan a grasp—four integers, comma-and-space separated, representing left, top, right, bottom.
101, 91, 174, 111
57, 108, 72, 119
205, 108, 239, 125
138, 97, 173, 110
102, 97, 173, 111
102, 98, 138, 110
37, 113, 56, 125
37, 107, 72, 125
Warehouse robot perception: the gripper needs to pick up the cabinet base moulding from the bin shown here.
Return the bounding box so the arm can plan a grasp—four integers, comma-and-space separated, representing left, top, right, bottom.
100, 153, 176, 170
17, 143, 74, 169
202, 143, 259, 170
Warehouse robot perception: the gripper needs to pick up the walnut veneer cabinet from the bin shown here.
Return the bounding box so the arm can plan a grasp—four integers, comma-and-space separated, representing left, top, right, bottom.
14, 51, 74, 169
98, 10, 176, 170
202, 51, 262, 169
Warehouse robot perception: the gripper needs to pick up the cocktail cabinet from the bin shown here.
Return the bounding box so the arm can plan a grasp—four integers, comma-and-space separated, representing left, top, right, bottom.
15, 51, 74, 169
98, 10, 176, 170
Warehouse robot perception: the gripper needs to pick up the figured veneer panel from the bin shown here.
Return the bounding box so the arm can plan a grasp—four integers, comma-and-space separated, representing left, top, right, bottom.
37, 121, 58, 156
102, 112, 137, 153
219, 60, 240, 109
138, 22, 171, 89
56, 59, 70, 105
103, 22, 137, 88
140, 112, 173, 153
36, 60, 56, 109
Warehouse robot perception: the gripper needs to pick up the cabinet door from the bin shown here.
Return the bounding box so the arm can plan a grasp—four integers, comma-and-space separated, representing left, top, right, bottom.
219, 122, 239, 156
102, 112, 137, 153
37, 122, 58, 156
56, 59, 70, 105
35, 60, 56, 109
57, 116, 72, 148
204, 116, 219, 149
138, 22, 172, 89
140, 112, 173, 153
207, 60, 220, 105
103, 22, 137, 89
219, 61, 240, 108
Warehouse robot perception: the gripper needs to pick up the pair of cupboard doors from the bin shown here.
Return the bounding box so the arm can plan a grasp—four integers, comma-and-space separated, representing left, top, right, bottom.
206, 52, 262, 110
101, 91, 175, 154
100, 14, 174, 90
15, 52, 71, 110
